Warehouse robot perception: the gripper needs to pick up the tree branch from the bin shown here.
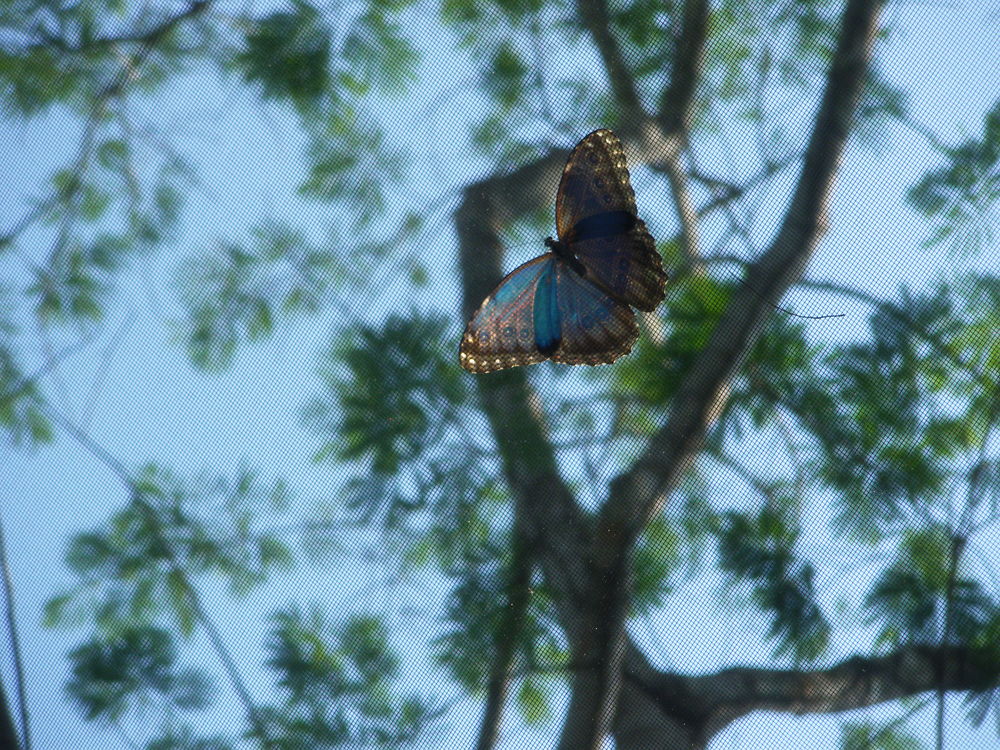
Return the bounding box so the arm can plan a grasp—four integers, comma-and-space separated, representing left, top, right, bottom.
474, 539, 533, 750
604, 0, 885, 540
588, 3, 886, 748
937, 534, 968, 749
454, 162, 597, 619
455, 5, 884, 749
456, 167, 607, 749
658, 0, 710, 136
0, 519, 29, 750
624, 644, 999, 745
655, 0, 710, 260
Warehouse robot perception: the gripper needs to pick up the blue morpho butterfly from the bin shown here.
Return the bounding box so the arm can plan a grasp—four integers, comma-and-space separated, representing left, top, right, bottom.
460, 129, 668, 373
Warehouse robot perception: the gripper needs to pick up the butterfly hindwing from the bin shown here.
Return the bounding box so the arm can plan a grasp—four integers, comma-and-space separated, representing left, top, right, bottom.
533, 259, 560, 355
570, 218, 665, 311
459, 255, 639, 373
549, 261, 638, 366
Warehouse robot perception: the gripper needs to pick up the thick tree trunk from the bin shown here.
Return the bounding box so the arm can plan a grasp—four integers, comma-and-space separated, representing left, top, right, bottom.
450, 3, 998, 750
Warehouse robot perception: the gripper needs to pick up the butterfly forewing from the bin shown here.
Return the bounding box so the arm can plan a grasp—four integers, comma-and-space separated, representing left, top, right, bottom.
555, 129, 638, 240
459, 256, 553, 373
555, 130, 667, 311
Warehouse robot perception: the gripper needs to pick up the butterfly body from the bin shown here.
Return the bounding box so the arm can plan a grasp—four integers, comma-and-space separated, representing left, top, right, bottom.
460, 129, 667, 374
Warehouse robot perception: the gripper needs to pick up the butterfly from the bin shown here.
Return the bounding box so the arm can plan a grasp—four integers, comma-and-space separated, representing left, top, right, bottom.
460, 129, 668, 374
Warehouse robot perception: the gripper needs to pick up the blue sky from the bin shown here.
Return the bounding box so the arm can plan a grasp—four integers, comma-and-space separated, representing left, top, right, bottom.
3, 2, 1000, 749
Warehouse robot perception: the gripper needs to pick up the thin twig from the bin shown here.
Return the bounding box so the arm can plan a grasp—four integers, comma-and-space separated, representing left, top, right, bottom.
0, 518, 31, 750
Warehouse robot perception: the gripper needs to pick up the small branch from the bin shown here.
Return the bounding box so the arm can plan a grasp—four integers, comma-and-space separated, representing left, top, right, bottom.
797, 279, 991, 391
899, 112, 952, 153
658, 0, 710, 135
0, 331, 99, 412
0, 197, 61, 250
690, 152, 801, 220
662, 147, 702, 260
654, 0, 710, 261
574, 0, 645, 122
20, 1, 212, 320
475, 539, 533, 750
37, 406, 275, 749
24, 1, 209, 56
706, 447, 783, 508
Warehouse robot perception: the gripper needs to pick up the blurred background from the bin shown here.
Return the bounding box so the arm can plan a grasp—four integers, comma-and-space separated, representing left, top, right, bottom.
2, 1, 1000, 749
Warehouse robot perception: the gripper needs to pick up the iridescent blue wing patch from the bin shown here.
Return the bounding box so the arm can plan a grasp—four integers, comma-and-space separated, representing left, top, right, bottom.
460, 129, 666, 374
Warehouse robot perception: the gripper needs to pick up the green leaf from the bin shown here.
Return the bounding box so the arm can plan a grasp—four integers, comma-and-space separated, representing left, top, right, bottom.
631, 517, 680, 614
517, 678, 550, 724
235, 4, 331, 106
840, 721, 923, 750
79, 183, 111, 221
96, 139, 130, 171
716, 508, 829, 661
0, 345, 53, 445
67, 627, 212, 722
908, 99, 1000, 254
341, 10, 419, 94
484, 42, 528, 110
304, 313, 466, 476
177, 223, 340, 369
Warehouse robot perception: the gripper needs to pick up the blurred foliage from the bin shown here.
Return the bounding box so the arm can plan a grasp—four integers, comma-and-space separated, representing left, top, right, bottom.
716, 505, 830, 662
146, 729, 235, 750
908, 99, 1000, 253
45, 466, 292, 634
303, 311, 515, 580
613, 274, 734, 406
263, 608, 432, 747
839, 721, 922, 750
866, 528, 994, 648
67, 626, 212, 722
235, 4, 332, 106
631, 516, 682, 615
304, 314, 467, 476
801, 281, 998, 540
0, 341, 53, 444
21, 142, 185, 322
0, 1, 213, 116
433, 557, 567, 724
176, 222, 344, 370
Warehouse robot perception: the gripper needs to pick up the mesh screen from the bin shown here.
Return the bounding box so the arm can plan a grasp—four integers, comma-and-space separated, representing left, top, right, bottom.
2, 1, 999, 749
